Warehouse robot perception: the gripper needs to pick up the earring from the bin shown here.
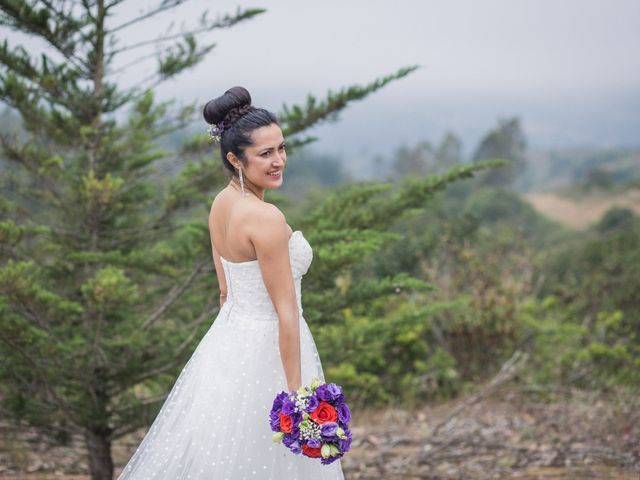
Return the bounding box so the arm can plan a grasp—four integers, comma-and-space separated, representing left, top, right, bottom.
238, 167, 249, 197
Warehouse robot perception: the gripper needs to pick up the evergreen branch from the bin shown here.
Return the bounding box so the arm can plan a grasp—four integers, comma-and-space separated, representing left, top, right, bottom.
117, 362, 177, 391
0, 0, 90, 70
345, 273, 435, 304
280, 65, 420, 136
0, 133, 66, 205
140, 257, 210, 330
110, 393, 167, 419
105, 0, 126, 9
107, 350, 188, 398
95, 217, 178, 244
81, 0, 95, 21
109, 6, 266, 54
0, 368, 80, 436
0, 41, 85, 108
106, 49, 158, 76
157, 34, 215, 80
109, 394, 168, 440
304, 160, 507, 233
0, 332, 85, 428
285, 135, 319, 154
109, 0, 189, 33
394, 159, 508, 211
38, 0, 73, 26
9, 297, 55, 336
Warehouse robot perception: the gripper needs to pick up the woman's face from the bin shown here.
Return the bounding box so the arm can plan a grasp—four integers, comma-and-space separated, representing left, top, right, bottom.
230, 123, 286, 193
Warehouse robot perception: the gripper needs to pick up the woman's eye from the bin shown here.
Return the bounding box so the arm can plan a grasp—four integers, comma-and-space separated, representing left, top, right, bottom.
280, 145, 286, 150
262, 151, 270, 156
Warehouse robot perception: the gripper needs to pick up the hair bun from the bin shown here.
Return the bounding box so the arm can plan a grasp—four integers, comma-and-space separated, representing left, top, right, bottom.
203, 86, 252, 125
222, 104, 255, 127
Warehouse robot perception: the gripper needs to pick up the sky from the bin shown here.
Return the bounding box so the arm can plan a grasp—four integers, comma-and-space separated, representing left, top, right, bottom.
10, 1, 640, 168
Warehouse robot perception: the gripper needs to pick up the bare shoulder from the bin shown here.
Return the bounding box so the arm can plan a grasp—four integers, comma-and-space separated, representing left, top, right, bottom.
208, 188, 225, 217
248, 201, 289, 248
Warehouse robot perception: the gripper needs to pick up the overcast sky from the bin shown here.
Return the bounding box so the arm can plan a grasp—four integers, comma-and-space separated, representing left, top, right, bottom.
12, 1, 640, 164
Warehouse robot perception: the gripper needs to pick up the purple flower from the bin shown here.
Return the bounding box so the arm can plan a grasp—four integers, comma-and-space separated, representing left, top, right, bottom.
207, 122, 225, 142
293, 412, 304, 427
270, 391, 288, 414
290, 441, 302, 454
283, 434, 297, 448
327, 383, 342, 397
269, 416, 280, 432
307, 438, 321, 449
337, 402, 351, 424
282, 397, 297, 415
320, 422, 338, 437
305, 395, 319, 413
339, 428, 352, 452
315, 384, 332, 402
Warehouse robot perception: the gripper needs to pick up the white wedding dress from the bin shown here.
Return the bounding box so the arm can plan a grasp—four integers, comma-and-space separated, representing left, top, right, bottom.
117, 230, 345, 479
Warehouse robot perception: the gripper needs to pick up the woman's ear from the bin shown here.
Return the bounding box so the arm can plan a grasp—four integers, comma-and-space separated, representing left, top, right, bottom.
226, 151, 239, 169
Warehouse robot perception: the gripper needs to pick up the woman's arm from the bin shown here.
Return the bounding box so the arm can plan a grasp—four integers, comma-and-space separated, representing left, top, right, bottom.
251, 205, 301, 392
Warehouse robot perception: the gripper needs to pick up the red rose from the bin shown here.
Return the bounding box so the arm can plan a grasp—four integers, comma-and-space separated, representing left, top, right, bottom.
279, 412, 293, 433
309, 401, 338, 425
302, 443, 322, 458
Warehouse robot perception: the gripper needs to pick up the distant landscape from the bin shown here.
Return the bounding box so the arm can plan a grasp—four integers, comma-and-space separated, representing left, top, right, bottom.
525, 190, 640, 229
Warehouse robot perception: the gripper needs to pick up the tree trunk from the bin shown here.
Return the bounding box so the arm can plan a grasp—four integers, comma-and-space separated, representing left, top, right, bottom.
85, 429, 114, 480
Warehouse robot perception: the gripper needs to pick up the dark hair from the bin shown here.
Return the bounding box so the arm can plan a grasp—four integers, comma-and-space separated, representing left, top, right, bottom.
203, 86, 279, 176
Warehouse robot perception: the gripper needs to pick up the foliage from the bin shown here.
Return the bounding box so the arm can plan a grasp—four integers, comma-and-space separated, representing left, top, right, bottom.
306, 164, 549, 408
537, 208, 640, 389
317, 298, 466, 409
388, 131, 464, 181
298, 160, 507, 327
472, 117, 526, 187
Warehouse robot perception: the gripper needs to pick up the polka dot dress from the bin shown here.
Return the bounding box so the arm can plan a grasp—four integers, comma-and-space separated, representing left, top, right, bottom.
117, 231, 345, 479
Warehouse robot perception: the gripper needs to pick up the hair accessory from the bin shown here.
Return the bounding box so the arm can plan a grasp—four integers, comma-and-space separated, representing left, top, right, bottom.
207, 121, 224, 142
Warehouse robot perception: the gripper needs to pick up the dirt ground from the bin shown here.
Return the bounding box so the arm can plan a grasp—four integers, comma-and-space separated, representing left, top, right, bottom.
1, 384, 638, 479
523, 190, 640, 230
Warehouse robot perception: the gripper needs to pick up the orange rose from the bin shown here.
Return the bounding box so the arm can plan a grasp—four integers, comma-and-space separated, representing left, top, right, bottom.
309, 401, 338, 425
279, 412, 293, 433
302, 443, 322, 458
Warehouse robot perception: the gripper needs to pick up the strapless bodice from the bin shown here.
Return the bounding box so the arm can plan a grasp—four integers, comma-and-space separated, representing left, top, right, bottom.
219, 230, 313, 321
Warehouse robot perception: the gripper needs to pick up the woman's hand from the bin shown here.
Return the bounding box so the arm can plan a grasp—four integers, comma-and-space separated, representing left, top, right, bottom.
288, 381, 301, 393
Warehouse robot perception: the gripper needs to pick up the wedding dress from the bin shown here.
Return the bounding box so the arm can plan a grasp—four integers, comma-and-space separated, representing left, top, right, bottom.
117, 230, 346, 479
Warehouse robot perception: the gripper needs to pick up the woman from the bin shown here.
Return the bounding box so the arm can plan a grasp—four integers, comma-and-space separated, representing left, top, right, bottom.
117, 86, 347, 479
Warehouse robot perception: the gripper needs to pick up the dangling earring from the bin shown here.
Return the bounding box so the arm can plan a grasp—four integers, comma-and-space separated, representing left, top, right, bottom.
238, 167, 249, 198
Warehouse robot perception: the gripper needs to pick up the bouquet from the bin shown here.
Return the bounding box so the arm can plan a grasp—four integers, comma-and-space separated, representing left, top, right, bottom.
269, 377, 352, 464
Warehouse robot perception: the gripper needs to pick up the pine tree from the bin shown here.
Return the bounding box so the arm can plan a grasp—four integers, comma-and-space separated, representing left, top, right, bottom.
472, 117, 527, 186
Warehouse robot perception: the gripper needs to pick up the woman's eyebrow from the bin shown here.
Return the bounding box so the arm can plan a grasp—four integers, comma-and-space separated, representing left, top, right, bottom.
258, 141, 286, 151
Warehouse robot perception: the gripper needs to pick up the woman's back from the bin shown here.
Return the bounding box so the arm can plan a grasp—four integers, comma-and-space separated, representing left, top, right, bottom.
209, 186, 293, 264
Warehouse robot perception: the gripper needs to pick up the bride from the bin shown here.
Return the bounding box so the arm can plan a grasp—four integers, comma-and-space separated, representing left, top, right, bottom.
117, 86, 347, 479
